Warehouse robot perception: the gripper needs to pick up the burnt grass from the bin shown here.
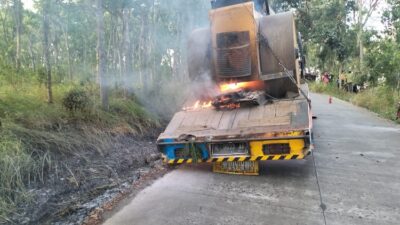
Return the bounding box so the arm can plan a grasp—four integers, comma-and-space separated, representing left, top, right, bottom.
11, 133, 164, 225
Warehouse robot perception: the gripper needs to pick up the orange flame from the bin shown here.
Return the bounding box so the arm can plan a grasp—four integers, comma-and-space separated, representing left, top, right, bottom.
183, 100, 213, 111
219, 80, 265, 93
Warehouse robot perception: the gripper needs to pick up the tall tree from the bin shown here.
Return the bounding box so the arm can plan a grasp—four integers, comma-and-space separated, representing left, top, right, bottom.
121, 5, 132, 96
355, 0, 380, 75
96, 0, 108, 109
42, 0, 52, 103
13, 0, 22, 71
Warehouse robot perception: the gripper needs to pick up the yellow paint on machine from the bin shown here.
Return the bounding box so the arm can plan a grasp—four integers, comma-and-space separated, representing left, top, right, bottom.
209, 1, 261, 81
163, 132, 308, 164
249, 138, 305, 157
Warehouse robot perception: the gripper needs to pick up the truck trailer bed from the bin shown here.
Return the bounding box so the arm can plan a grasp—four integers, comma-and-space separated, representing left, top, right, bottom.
158, 97, 311, 142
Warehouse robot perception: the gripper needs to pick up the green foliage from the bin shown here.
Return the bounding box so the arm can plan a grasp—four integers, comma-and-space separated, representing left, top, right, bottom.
383, 0, 400, 44
62, 89, 90, 112
365, 39, 400, 87
304, 1, 351, 70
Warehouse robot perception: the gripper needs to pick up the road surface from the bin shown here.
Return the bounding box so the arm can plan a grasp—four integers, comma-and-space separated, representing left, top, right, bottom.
104, 93, 400, 225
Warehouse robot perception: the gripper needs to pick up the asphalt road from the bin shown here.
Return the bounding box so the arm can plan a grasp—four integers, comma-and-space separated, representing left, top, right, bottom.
103, 93, 400, 225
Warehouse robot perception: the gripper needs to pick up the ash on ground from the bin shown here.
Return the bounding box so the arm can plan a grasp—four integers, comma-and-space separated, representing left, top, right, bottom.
11, 135, 164, 225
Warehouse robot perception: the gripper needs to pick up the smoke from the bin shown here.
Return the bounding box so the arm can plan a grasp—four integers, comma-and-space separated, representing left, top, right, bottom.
188, 72, 219, 101
93, 1, 213, 120
132, 1, 215, 120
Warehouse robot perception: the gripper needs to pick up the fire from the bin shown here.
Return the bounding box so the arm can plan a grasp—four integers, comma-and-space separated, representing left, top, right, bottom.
219, 82, 248, 92
219, 80, 265, 93
183, 100, 212, 111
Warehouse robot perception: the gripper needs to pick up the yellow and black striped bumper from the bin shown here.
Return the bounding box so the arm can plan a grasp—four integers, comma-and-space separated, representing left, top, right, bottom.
163, 153, 308, 164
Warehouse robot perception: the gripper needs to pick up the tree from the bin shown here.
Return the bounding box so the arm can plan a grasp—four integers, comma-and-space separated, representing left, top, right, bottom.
96, 0, 108, 110
42, 0, 52, 103
12, 0, 22, 71
383, 0, 400, 44
354, 0, 381, 75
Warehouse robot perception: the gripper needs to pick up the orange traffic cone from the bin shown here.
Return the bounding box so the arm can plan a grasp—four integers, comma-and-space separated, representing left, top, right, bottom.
329, 96, 332, 104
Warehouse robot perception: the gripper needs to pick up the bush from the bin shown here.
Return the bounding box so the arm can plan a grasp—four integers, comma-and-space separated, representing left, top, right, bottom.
351, 86, 398, 120
62, 89, 90, 112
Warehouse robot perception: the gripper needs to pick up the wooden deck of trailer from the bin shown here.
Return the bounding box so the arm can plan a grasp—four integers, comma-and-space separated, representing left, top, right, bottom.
158, 93, 311, 142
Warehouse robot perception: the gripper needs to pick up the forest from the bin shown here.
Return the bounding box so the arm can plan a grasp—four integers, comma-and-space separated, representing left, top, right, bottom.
0, 0, 399, 223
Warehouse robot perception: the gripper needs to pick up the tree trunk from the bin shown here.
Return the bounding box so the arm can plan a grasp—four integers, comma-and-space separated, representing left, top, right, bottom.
65, 0, 72, 80
96, 0, 109, 110
138, 17, 145, 87
0, 6, 10, 46
43, 0, 53, 103
13, 0, 22, 71
359, 30, 364, 73
54, 35, 60, 80
121, 7, 131, 96
28, 35, 35, 70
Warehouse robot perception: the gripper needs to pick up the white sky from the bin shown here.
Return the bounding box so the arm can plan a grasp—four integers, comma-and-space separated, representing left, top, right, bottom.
21, 0, 389, 31
22, 0, 34, 10
365, 1, 390, 32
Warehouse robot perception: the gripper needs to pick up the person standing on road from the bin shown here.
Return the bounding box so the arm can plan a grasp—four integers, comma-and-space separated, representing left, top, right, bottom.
397, 102, 400, 120
322, 72, 330, 85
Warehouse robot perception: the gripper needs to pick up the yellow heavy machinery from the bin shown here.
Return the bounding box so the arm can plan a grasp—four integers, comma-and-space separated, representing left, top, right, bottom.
188, 0, 305, 98
157, 0, 313, 175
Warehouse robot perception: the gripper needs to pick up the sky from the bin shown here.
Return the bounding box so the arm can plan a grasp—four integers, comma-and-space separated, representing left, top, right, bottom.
21, 0, 389, 31
22, 0, 34, 11
365, 1, 390, 32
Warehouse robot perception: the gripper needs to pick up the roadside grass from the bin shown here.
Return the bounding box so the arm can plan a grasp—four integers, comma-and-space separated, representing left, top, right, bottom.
309, 82, 354, 101
0, 129, 40, 223
0, 83, 160, 223
351, 86, 400, 120
310, 82, 400, 122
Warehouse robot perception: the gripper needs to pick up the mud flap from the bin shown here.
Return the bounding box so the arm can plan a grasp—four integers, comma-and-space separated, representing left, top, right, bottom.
213, 161, 259, 175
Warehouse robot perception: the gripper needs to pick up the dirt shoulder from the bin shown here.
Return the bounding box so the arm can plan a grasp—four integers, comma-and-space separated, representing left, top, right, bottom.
10, 134, 169, 225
